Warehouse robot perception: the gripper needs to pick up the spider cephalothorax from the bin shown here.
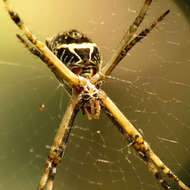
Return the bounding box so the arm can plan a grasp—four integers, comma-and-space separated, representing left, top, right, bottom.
46, 30, 102, 119
46, 29, 101, 79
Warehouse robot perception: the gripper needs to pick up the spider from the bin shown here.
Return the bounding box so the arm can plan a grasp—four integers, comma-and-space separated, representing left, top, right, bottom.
3, 0, 190, 190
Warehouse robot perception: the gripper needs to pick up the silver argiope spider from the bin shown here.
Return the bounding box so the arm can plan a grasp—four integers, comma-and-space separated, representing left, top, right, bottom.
3, 0, 190, 190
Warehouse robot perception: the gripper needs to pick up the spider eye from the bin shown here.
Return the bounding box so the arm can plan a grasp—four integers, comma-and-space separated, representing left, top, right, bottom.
68, 29, 82, 39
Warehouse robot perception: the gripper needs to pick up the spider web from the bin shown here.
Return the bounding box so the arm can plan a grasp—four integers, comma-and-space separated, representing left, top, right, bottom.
0, 0, 190, 190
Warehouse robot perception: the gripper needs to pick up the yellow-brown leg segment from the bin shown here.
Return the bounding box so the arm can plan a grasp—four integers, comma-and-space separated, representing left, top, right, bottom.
104, 107, 171, 189
16, 34, 67, 83
101, 0, 153, 77
3, 0, 79, 86
16, 34, 45, 60
101, 9, 170, 77
38, 94, 80, 190
123, 10, 170, 55
99, 90, 190, 190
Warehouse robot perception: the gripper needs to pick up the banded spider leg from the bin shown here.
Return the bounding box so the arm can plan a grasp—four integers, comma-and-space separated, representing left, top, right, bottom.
38, 94, 80, 190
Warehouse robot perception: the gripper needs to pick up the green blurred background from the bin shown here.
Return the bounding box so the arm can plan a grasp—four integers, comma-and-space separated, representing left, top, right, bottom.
0, 0, 190, 190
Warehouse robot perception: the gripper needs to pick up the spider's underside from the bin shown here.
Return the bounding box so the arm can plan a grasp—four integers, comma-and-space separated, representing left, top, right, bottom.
3, 0, 190, 190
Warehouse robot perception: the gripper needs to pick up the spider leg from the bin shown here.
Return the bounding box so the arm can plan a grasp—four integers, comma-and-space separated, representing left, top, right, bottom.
99, 9, 170, 81
121, 9, 170, 57
98, 89, 190, 190
101, 0, 153, 77
103, 107, 171, 190
146, 160, 171, 190
16, 34, 72, 91
38, 94, 80, 190
16, 34, 45, 60
3, 0, 79, 86
120, 0, 152, 46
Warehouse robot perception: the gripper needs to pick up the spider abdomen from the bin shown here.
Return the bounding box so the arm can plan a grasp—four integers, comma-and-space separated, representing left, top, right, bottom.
46, 29, 101, 79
